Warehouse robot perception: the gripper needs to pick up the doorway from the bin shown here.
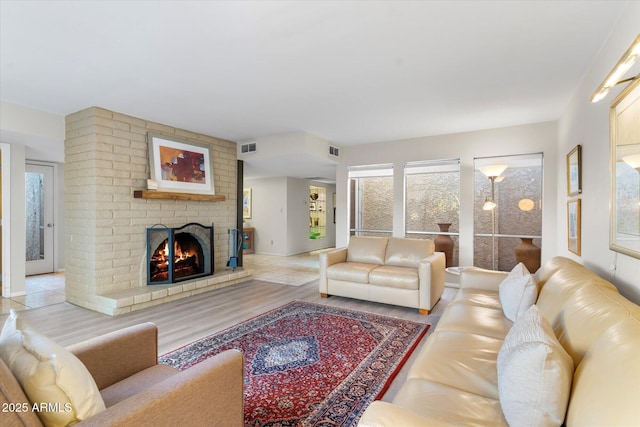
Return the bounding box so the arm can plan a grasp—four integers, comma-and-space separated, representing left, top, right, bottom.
25, 163, 55, 276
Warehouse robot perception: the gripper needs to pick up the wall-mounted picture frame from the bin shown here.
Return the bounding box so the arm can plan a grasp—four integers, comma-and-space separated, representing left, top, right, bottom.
566, 144, 582, 196
147, 133, 214, 195
567, 199, 581, 256
243, 188, 252, 219
610, 78, 640, 259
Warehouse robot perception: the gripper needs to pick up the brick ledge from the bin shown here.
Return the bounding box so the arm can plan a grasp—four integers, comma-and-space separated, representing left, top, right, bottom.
95, 269, 253, 315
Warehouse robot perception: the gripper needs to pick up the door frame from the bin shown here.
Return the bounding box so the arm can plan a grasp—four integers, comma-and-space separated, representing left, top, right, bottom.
1, 143, 11, 297
25, 162, 56, 276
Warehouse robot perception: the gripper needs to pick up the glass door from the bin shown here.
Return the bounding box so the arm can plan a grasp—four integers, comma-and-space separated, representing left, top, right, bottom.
25, 163, 54, 276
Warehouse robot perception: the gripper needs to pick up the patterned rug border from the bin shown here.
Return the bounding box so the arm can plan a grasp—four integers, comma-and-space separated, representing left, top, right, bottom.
159, 300, 430, 426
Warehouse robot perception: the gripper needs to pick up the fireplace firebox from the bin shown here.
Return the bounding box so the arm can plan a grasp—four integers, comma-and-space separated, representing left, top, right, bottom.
147, 223, 214, 285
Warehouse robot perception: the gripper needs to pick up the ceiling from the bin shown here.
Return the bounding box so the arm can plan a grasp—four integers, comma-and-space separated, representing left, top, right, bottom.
0, 1, 628, 179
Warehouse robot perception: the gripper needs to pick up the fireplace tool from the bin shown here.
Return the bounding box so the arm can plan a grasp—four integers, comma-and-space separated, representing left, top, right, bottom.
227, 228, 243, 270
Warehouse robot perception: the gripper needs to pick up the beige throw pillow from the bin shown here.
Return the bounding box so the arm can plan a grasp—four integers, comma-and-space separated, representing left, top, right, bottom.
499, 262, 538, 321
0, 310, 106, 427
498, 305, 574, 427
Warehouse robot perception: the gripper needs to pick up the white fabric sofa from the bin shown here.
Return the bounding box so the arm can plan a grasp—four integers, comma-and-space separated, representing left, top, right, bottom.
358, 256, 640, 426
319, 236, 446, 314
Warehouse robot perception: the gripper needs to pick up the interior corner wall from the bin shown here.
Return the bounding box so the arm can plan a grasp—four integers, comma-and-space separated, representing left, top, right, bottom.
1, 102, 65, 294
243, 177, 288, 255
286, 177, 336, 255
557, 1, 640, 303
243, 177, 336, 256
335, 121, 558, 268
0, 143, 26, 297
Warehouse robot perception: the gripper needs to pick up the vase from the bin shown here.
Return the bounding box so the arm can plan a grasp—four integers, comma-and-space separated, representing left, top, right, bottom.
435, 223, 454, 268
515, 237, 541, 273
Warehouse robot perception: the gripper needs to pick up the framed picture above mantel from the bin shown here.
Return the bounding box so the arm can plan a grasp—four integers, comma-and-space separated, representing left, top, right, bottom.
147, 133, 215, 195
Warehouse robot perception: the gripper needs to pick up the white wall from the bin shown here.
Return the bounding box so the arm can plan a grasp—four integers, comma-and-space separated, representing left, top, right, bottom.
0, 102, 65, 163
0, 143, 26, 297
336, 121, 558, 268
557, 1, 640, 303
244, 177, 336, 256
243, 177, 288, 255
0, 102, 66, 277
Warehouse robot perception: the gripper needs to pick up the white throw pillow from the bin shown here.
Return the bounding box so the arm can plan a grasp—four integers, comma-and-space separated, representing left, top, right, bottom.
498, 305, 574, 427
499, 263, 538, 321
0, 310, 106, 427
506, 262, 530, 279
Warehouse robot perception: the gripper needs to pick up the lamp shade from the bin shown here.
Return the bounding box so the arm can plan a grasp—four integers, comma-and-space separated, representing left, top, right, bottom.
483, 199, 497, 211
479, 165, 508, 178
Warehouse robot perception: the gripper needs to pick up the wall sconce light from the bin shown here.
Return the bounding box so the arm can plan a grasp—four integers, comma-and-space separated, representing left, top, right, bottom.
590, 34, 640, 103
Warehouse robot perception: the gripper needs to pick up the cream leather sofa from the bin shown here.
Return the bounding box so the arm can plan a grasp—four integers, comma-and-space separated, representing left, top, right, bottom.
319, 236, 446, 314
359, 256, 640, 426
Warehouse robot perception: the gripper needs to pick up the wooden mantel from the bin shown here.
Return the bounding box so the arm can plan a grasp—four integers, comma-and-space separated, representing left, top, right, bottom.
133, 190, 226, 201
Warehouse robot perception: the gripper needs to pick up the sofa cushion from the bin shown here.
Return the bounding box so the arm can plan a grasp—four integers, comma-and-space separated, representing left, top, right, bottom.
499, 263, 538, 322
0, 310, 106, 427
497, 305, 573, 427
326, 262, 378, 284
392, 378, 507, 426
567, 318, 640, 427
452, 288, 502, 310
537, 266, 640, 365
369, 265, 419, 290
408, 330, 503, 399
346, 236, 388, 265
384, 237, 434, 268
437, 302, 512, 340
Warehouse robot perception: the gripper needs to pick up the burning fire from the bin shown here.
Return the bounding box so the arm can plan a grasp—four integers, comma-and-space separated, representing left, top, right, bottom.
148, 227, 210, 284
155, 241, 193, 265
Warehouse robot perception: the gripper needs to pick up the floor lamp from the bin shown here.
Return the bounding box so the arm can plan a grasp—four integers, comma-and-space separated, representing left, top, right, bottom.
479, 165, 508, 270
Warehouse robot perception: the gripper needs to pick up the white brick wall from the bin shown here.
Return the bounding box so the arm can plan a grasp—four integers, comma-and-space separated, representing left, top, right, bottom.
65, 107, 238, 313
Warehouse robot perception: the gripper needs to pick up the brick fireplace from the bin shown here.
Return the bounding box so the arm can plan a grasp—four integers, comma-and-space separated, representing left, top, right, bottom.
64, 107, 250, 315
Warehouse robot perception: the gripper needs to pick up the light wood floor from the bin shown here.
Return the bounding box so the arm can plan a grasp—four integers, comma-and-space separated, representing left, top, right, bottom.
0, 253, 457, 402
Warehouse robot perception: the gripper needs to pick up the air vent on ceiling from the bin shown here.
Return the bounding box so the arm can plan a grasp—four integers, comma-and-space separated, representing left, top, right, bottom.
241, 142, 257, 154
329, 145, 340, 157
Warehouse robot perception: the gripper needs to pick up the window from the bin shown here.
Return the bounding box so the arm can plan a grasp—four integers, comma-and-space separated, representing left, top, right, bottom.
348, 164, 393, 237
474, 153, 543, 271
405, 159, 460, 267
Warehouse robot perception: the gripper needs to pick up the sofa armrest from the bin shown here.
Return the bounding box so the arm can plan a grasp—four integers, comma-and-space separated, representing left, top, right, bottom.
67, 323, 158, 390
319, 248, 347, 294
359, 401, 454, 427
78, 349, 244, 427
459, 269, 507, 292
418, 252, 446, 313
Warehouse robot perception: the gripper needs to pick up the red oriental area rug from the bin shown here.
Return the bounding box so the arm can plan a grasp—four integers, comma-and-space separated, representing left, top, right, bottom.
159, 300, 429, 426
